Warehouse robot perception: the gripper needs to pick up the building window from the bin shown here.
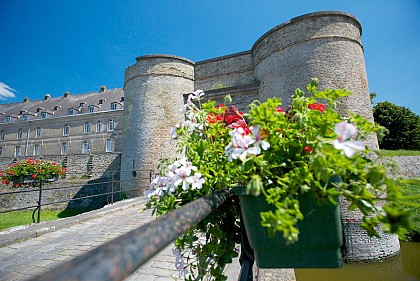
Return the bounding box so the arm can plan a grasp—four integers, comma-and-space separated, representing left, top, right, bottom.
96, 121, 103, 132
0, 146, 2, 156
68, 109, 75, 116
1, 130, 4, 140
17, 129, 23, 140
85, 122, 91, 133
6, 116, 12, 123
82, 141, 90, 154
108, 119, 115, 131
15, 146, 21, 156
41, 112, 48, 119
63, 125, 70, 136
88, 106, 94, 113
33, 144, 40, 156
110, 102, 117, 110
106, 138, 114, 152
35, 127, 42, 138
22, 114, 28, 121
61, 142, 68, 155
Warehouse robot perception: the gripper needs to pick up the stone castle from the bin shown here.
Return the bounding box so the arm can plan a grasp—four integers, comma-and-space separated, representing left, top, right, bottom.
0, 11, 399, 262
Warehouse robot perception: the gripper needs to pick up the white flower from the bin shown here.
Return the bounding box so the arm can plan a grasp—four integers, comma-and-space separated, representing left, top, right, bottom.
225, 130, 258, 162
250, 126, 270, 153
173, 248, 188, 279
187, 90, 204, 102
332, 121, 365, 157
174, 166, 192, 190
176, 157, 197, 172
169, 125, 180, 139
186, 172, 205, 190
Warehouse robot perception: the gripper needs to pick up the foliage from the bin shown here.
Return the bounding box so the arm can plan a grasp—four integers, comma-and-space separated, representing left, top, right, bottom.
146, 79, 413, 280
0, 158, 67, 187
370, 92, 377, 105
373, 101, 420, 150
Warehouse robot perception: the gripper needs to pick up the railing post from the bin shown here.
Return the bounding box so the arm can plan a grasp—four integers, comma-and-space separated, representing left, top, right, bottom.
111, 173, 114, 204
37, 180, 43, 223
238, 209, 255, 281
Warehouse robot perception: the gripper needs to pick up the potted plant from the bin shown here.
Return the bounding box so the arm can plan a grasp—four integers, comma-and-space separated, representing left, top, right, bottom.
146, 79, 412, 280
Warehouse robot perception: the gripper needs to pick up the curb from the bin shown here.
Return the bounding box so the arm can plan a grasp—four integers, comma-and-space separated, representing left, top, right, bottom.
0, 197, 147, 248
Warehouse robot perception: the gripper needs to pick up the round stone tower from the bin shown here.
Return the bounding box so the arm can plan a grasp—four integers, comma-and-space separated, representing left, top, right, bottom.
252, 11, 399, 262
121, 54, 194, 197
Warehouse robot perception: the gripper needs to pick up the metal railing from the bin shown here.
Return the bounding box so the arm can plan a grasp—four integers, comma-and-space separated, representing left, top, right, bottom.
26, 189, 254, 281
0, 170, 154, 223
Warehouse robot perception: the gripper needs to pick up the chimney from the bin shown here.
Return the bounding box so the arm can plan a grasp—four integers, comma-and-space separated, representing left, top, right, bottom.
44, 94, 51, 100
24, 97, 30, 102
64, 91, 70, 98
99, 85, 106, 93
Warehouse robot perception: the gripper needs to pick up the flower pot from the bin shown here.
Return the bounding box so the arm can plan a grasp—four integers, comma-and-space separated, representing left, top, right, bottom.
234, 187, 343, 268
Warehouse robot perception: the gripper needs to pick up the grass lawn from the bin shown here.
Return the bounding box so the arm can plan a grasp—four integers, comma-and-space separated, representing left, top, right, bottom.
379, 149, 420, 157
0, 209, 85, 231
399, 183, 420, 241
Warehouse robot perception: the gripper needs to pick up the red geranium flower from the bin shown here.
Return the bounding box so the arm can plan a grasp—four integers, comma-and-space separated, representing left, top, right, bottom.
304, 146, 313, 153
308, 103, 326, 113
275, 106, 284, 113
206, 113, 223, 124
32, 174, 37, 179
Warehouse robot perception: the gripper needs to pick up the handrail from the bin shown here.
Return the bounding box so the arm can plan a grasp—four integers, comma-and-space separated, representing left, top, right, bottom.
27, 189, 233, 281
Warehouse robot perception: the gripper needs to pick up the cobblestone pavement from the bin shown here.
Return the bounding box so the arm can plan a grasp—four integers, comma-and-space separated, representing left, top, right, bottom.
0, 198, 240, 281
0, 198, 295, 281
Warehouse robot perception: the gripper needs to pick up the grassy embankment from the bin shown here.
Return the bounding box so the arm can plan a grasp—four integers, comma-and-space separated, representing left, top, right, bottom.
0, 209, 85, 231
379, 149, 420, 241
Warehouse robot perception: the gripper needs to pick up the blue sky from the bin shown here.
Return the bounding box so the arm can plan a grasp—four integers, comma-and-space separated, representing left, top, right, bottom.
0, 0, 419, 114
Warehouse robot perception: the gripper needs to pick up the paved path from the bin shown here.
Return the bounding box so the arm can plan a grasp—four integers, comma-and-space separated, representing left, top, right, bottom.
0, 198, 296, 281
0, 198, 244, 281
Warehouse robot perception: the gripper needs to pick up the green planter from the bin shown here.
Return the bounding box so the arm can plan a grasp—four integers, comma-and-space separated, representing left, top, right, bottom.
235, 187, 343, 268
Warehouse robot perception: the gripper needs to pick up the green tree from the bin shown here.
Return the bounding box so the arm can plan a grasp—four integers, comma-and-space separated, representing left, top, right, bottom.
373, 101, 420, 150
370, 92, 377, 105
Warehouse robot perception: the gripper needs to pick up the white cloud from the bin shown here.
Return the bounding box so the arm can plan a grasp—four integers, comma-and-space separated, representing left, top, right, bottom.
0, 82, 17, 100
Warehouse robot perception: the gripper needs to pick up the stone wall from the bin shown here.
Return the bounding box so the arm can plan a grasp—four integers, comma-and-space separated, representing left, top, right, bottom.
388, 156, 420, 179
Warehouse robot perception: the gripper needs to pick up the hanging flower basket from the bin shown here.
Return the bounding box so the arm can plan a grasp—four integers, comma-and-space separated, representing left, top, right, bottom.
235, 186, 343, 268
145, 80, 413, 280
1, 158, 66, 188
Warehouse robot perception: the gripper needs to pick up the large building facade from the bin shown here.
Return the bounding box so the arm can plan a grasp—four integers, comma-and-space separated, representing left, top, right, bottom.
0, 87, 123, 175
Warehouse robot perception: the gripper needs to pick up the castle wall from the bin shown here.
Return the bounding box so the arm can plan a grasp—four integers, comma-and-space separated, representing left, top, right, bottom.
121, 55, 195, 196
195, 51, 255, 90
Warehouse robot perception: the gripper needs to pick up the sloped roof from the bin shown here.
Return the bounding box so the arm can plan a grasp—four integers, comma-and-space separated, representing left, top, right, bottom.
0, 88, 124, 123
